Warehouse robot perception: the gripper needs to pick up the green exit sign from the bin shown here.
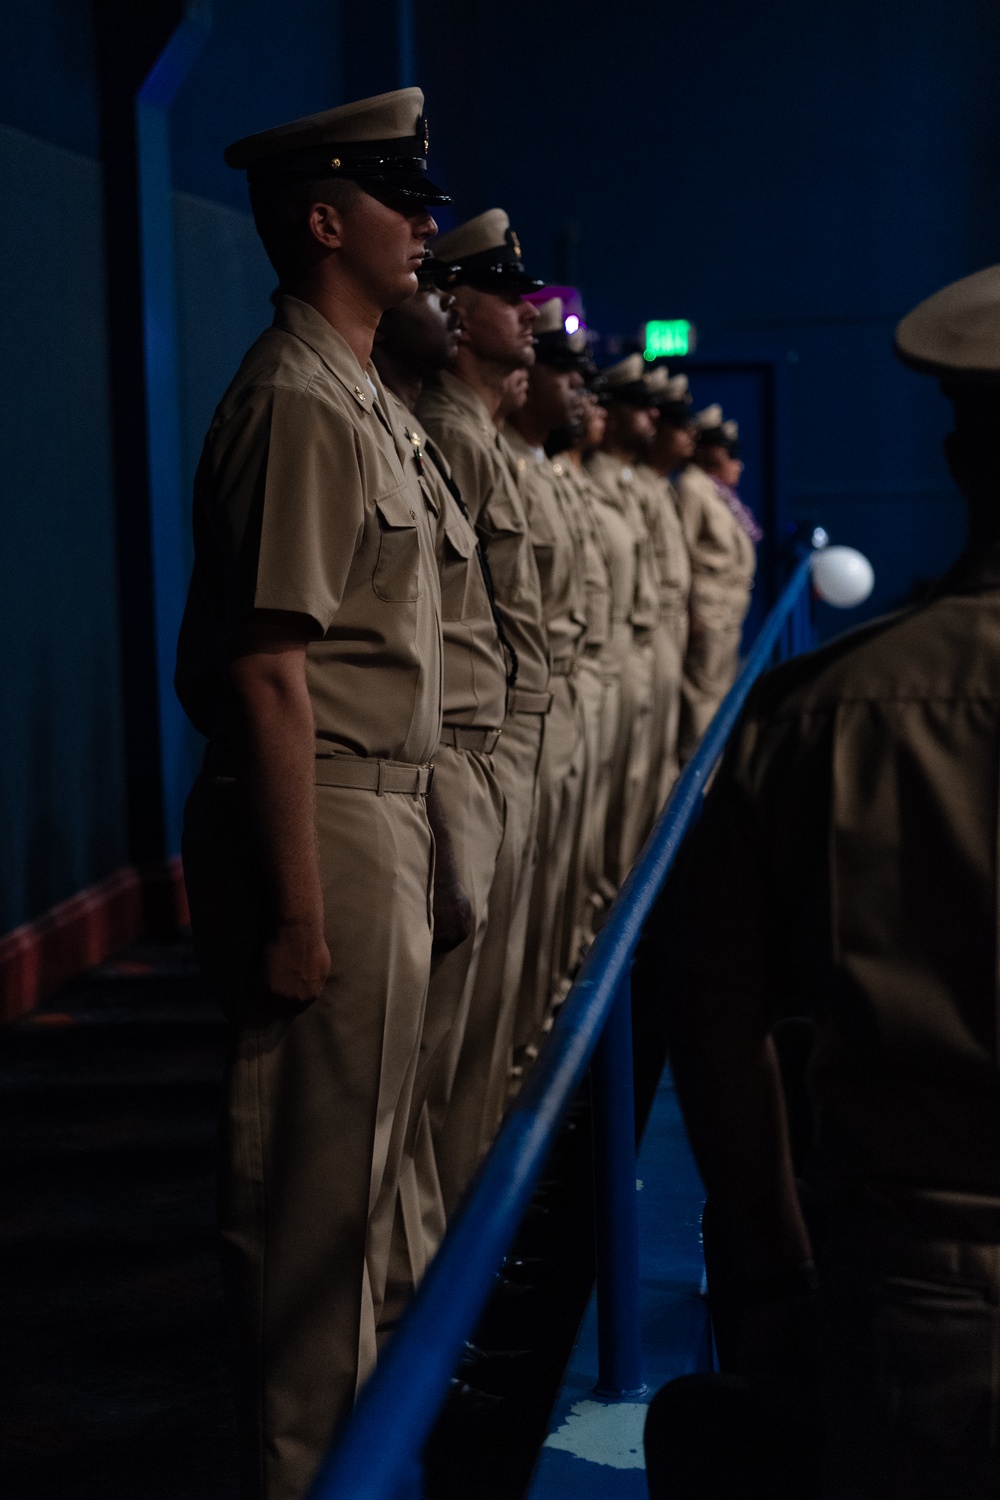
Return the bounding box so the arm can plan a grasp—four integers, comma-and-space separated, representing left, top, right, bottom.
644, 320, 693, 359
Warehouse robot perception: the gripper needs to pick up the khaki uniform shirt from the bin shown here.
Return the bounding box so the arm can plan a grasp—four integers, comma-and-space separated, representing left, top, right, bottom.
675, 462, 756, 627
417, 373, 550, 696
646, 543, 1000, 1204
635, 465, 692, 619
583, 471, 638, 652
503, 429, 588, 669
585, 451, 661, 633
554, 458, 613, 658
387, 395, 508, 730
176, 294, 442, 764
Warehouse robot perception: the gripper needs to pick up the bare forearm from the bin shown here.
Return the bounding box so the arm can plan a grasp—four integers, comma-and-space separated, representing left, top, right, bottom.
231, 663, 322, 926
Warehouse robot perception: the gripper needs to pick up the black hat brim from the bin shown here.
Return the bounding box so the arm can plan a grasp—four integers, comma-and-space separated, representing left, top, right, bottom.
696, 426, 739, 456
605, 382, 658, 408
463, 268, 545, 293
430, 263, 543, 293
348, 166, 452, 206
535, 342, 592, 374
656, 399, 693, 426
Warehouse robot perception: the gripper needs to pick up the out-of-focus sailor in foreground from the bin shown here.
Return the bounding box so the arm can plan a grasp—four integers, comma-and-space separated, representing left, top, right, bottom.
636, 263, 1000, 1500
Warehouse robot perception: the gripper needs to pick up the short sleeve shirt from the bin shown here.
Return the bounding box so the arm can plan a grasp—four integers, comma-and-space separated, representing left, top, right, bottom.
635, 465, 692, 617
503, 428, 588, 666
586, 451, 661, 632
642, 544, 1000, 1202
554, 458, 613, 655
417, 372, 551, 696
175, 294, 442, 765
386, 395, 508, 730
675, 462, 756, 625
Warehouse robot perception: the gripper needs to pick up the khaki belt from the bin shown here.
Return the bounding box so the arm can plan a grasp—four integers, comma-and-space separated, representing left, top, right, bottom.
439, 725, 502, 753
314, 755, 434, 795
550, 658, 578, 678
509, 688, 554, 716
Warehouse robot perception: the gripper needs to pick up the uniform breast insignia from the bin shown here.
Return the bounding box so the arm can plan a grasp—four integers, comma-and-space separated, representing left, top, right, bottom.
408, 429, 425, 475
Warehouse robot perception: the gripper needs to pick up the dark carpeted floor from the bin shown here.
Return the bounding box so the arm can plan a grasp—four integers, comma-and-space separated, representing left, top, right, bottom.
0, 938, 237, 1498
0, 938, 597, 1499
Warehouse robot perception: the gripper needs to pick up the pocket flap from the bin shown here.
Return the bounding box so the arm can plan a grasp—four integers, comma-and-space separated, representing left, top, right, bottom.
483, 486, 525, 538
443, 511, 478, 559
375, 486, 418, 530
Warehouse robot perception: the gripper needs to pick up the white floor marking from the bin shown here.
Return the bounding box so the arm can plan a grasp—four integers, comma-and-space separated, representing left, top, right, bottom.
542, 1398, 649, 1469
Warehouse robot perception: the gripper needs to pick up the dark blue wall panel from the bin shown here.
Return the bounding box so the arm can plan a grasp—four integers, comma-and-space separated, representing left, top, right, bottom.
418, 0, 1000, 627
174, 191, 276, 572
0, 0, 340, 927
0, 0, 100, 154
0, 124, 128, 929
170, 0, 344, 212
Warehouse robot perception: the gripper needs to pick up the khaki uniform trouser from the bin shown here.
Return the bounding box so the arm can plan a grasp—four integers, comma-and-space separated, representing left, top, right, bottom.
605, 632, 656, 888
563, 652, 609, 973
181, 771, 433, 1500
816, 1188, 1000, 1500
678, 616, 743, 765
434, 708, 545, 1215
643, 609, 689, 834
514, 671, 587, 1062
380, 741, 505, 1329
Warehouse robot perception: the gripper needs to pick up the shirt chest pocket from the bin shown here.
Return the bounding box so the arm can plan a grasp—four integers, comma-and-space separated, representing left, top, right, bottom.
443, 510, 478, 562
373, 485, 422, 603
482, 486, 526, 541
441, 512, 480, 620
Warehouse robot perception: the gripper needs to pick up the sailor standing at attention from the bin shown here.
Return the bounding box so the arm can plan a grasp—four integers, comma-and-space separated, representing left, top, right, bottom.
175, 89, 449, 1500
417, 211, 553, 1203
676, 404, 760, 762
586, 355, 662, 884
371, 262, 511, 1318
505, 297, 590, 1062
638, 369, 694, 806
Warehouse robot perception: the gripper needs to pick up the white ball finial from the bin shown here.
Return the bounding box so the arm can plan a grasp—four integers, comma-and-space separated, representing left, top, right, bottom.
811, 546, 875, 608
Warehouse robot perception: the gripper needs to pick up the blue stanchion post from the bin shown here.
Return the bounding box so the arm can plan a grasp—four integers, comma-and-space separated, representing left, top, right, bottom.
591, 972, 646, 1397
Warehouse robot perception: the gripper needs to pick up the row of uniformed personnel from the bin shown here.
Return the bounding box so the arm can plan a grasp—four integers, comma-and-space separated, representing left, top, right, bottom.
174, 86, 759, 1500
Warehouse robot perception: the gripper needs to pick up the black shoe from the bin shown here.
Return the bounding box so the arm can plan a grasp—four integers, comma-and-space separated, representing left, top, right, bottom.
441, 1376, 505, 1420
500, 1254, 545, 1284
490, 1271, 538, 1304
455, 1341, 535, 1393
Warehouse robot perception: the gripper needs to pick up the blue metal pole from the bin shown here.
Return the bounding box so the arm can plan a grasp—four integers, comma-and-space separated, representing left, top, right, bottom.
591, 973, 645, 1397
